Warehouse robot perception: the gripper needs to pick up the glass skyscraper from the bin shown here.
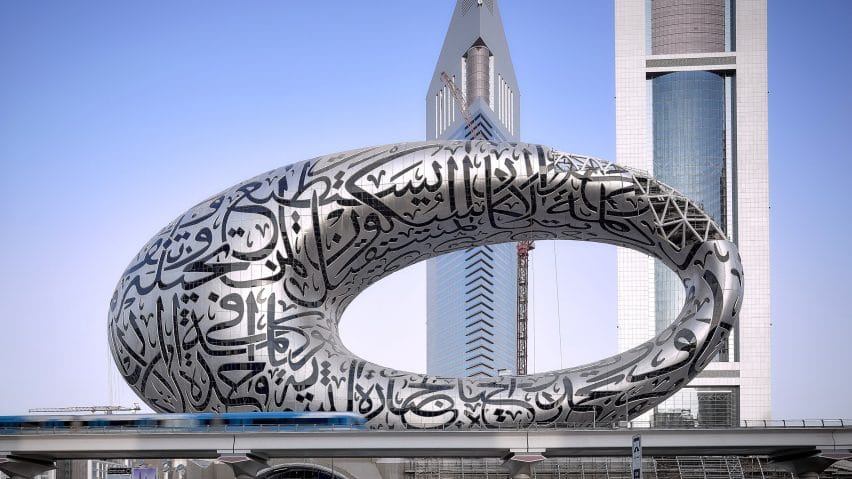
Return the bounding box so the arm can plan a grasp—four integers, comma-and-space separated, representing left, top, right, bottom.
615, 0, 770, 424
425, 0, 521, 378
652, 70, 728, 340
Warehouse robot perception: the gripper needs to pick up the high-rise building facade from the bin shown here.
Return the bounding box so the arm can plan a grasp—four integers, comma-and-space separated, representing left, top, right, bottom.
425, 0, 521, 378
615, 0, 770, 424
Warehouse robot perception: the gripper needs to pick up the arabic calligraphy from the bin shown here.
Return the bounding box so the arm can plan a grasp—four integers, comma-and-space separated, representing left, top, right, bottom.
108, 141, 742, 428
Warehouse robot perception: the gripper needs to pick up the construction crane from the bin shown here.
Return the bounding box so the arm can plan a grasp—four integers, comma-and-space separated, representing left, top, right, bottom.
441, 71, 534, 375
440, 71, 478, 139
29, 403, 141, 415
516, 240, 534, 375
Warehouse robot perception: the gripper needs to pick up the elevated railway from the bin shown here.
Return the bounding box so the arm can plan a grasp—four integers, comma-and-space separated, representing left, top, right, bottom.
2, 424, 850, 461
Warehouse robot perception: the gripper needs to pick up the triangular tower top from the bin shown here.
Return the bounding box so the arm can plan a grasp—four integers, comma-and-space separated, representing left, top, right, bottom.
426, 0, 520, 141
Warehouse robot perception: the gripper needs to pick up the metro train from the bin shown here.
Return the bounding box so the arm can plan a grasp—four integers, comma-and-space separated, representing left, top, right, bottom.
0, 412, 366, 433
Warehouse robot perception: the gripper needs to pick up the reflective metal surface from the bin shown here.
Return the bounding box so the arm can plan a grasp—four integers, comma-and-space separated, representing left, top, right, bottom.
108, 141, 743, 428
465, 45, 490, 106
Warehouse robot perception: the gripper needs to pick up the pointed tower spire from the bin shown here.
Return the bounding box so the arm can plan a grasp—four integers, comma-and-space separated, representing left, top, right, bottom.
426, 0, 520, 141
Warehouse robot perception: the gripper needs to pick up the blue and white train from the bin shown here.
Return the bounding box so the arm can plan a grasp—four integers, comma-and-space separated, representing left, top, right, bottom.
0, 412, 366, 433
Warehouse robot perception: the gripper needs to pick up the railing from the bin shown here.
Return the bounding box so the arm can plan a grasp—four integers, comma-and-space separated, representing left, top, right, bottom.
1, 419, 851, 435
379, 419, 852, 431
739, 419, 850, 428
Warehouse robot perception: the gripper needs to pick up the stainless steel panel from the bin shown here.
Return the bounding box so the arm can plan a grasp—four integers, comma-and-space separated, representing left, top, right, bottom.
108, 141, 743, 429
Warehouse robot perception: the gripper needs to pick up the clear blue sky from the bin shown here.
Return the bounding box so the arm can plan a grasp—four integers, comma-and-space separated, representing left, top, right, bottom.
0, 1, 849, 419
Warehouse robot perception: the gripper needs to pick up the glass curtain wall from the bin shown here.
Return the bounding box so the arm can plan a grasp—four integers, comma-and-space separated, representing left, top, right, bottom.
652, 70, 727, 339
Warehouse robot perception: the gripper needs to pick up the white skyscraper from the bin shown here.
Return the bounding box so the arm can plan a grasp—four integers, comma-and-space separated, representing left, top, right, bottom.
425, 0, 521, 378
615, 0, 770, 424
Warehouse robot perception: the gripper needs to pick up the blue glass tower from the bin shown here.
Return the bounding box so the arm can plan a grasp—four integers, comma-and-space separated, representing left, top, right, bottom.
652, 70, 728, 344
425, 0, 521, 377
